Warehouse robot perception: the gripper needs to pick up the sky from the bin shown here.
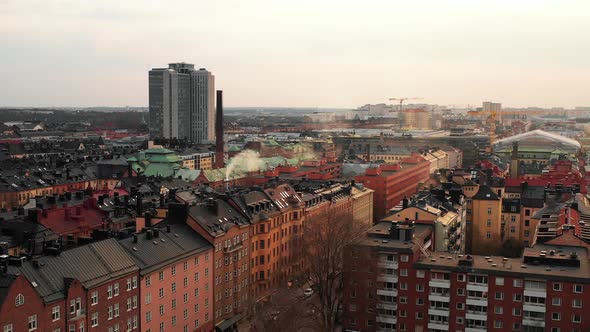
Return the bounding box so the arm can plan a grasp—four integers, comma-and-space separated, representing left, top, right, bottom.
1, 0, 590, 109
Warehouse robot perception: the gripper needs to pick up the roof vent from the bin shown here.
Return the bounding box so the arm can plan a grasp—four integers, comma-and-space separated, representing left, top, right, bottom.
430, 258, 436, 262
491, 263, 497, 267
521, 264, 527, 268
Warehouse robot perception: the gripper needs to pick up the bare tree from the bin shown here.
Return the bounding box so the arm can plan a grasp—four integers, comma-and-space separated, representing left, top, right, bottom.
301, 208, 365, 331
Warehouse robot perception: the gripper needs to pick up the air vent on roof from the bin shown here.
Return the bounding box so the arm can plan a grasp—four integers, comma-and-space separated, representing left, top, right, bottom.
521, 264, 527, 268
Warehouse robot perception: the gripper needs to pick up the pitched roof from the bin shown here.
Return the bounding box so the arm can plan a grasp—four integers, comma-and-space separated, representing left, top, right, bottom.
11, 238, 138, 303
119, 224, 211, 275
472, 186, 500, 201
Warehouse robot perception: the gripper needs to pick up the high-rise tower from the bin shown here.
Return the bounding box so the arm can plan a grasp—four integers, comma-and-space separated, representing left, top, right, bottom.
148, 63, 215, 143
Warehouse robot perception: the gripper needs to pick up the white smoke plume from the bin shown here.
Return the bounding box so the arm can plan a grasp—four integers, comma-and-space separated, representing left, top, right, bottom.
225, 150, 266, 181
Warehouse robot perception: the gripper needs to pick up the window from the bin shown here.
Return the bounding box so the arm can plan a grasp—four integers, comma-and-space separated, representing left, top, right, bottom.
16, 294, 25, 307
159, 271, 164, 281
127, 278, 132, 291
457, 274, 465, 282
572, 299, 582, 308
108, 306, 113, 320
52, 306, 61, 321
552, 297, 561, 306
159, 288, 164, 298
456, 302, 464, 310
574, 284, 583, 293
416, 298, 424, 305
183, 277, 188, 287
4, 325, 13, 332
457, 288, 465, 296
145, 276, 151, 287
91, 291, 98, 305
487, 207, 492, 215
132, 276, 137, 289
416, 270, 425, 278
495, 291, 504, 300
494, 306, 503, 314
114, 304, 119, 317
553, 283, 562, 291
172, 315, 177, 326
513, 279, 523, 287
172, 282, 177, 293
572, 314, 581, 323
146, 311, 152, 322
184, 261, 189, 270
416, 312, 423, 319
513, 294, 522, 302
28, 315, 38, 331
456, 317, 464, 324
133, 295, 137, 309
400, 255, 408, 262
512, 323, 521, 330
486, 231, 491, 239
494, 321, 503, 329
159, 305, 164, 316
114, 283, 119, 296
79, 322, 84, 332
91, 312, 98, 327
400, 269, 408, 276
512, 308, 521, 316
146, 293, 151, 305
127, 298, 132, 311
399, 296, 407, 304
349, 304, 357, 312
552, 312, 561, 321
496, 277, 504, 286
172, 266, 176, 276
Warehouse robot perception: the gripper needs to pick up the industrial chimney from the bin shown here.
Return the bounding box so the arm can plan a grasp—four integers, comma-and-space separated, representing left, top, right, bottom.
215, 90, 225, 169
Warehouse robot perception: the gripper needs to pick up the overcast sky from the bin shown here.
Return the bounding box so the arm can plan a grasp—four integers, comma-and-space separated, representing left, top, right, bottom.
1, 0, 589, 108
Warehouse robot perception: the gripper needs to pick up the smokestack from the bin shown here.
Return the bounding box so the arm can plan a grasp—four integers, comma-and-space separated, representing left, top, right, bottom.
215, 90, 224, 169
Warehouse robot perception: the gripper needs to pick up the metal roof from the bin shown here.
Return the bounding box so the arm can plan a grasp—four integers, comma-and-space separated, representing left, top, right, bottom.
11, 238, 138, 303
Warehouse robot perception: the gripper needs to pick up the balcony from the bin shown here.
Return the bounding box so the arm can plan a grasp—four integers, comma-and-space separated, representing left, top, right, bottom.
465, 327, 487, 332
376, 289, 397, 297
523, 318, 545, 328
224, 242, 243, 253
428, 308, 449, 317
377, 260, 398, 269
466, 298, 488, 306
466, 283, 488, 292
377, 274, 398, 283
427, 322, 449, 331
376, 315, 397, 325
428, 294, 450, 302
465, 312, 487, 321
524, 289, 546, 298
376, 302, 397, 311
523, 304, 546, 313
429, 280, 451, 288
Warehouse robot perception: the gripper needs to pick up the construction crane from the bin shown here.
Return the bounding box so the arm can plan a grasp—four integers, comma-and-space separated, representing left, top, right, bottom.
389, 97, 422, 129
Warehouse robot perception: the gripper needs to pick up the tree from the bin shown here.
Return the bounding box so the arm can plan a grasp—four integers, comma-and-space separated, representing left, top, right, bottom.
301, 208, 366, 331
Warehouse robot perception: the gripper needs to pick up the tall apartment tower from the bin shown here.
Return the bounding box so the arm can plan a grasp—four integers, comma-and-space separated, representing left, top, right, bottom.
148, 63, 215, 143
482, 101, 502, 112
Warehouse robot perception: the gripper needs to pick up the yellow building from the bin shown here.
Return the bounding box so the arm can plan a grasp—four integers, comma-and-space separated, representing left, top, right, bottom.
351, 184, 374, 230
470, 186, 503, 255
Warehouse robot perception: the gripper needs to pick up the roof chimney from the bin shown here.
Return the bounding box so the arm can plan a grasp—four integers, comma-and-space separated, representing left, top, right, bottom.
215, 90, 224, 169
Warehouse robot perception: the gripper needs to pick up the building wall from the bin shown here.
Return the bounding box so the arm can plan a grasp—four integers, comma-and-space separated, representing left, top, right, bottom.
471, 197, 503, 254
352, 188, 374, 229
140, 249, 214, 332
211, 225, 250, 325
0, 274, 60, 332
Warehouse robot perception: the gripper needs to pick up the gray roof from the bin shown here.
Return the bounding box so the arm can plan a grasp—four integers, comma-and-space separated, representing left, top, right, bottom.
10, 238, 138, 303
119, 224, 212, 275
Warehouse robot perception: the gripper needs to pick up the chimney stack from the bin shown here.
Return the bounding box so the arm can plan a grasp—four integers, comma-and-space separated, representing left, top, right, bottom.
215, 90, 224, 169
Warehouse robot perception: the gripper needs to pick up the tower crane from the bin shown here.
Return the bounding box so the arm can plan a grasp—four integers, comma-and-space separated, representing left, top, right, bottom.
389, 97, 422, 129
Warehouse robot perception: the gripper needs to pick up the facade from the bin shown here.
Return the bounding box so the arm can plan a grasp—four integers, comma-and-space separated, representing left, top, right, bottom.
186, 198, 251, 331
178, 148, 215, 171
119, 224, 214, 332
355, 156, 430, 221
149, 63, 215, 143
342, 223, 590, 332
351, 184, 375, 229
4, 239, 140, 332
403, 108, 432, 130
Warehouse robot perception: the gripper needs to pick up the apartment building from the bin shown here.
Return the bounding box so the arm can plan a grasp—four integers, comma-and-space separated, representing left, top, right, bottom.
3, 239, 140, 332
342, 223, 590, 332
355, 155, 430, 221
186, 198, 251, 331
119, 224, 214, 332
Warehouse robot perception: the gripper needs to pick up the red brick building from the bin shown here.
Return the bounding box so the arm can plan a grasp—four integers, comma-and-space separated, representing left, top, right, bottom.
354, 155, 430, 221
119, 223, 214, 332
343, 223, 590, 332
3, 238, 140, 332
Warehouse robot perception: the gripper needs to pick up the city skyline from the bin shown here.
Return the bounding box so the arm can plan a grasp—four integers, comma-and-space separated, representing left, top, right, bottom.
1, 0, 590, 108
